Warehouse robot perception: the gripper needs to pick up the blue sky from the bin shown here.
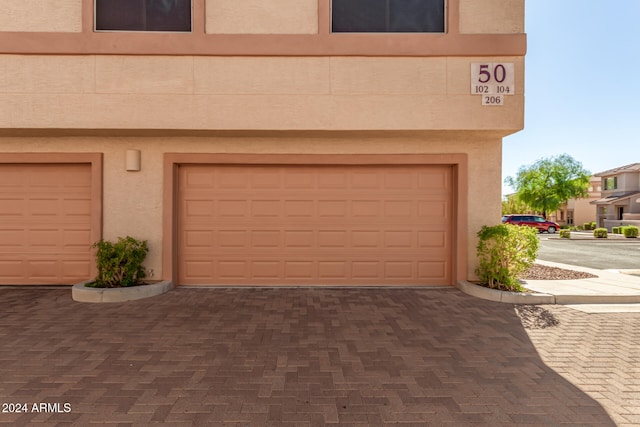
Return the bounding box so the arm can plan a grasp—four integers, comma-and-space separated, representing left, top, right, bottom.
502, 1, 640, 195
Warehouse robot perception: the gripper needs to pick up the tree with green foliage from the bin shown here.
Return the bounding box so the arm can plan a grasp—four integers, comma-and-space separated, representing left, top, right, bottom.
505, 154, 591, 218
501, 193, 532, 216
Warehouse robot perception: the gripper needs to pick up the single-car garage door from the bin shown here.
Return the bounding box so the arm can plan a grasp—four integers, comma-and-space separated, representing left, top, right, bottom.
178, 164, 453, 285
0, 164, 93, 285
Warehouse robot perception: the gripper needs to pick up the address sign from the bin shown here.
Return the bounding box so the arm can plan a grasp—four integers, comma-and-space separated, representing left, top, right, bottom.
471, 63, 514, 106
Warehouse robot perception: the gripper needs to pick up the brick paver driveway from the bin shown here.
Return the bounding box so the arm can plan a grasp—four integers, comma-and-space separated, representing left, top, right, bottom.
0, 287, 636, 426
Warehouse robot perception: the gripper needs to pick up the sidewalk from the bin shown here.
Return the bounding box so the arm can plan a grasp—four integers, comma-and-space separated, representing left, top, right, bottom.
458, 259, 640, 309
527, 259, 640, 304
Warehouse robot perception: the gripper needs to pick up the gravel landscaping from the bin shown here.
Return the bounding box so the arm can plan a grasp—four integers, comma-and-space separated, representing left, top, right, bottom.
521, 263, 598, 280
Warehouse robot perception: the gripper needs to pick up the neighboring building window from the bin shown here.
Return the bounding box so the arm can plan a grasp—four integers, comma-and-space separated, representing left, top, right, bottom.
604, 177, 617, 190
95, 0, 192, 32
332, 0, 445, 33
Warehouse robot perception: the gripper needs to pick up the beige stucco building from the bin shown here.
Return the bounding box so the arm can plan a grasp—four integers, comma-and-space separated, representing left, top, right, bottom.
549, 176, 601, 227
0, 0, 526, 286
593, 163, 640, 230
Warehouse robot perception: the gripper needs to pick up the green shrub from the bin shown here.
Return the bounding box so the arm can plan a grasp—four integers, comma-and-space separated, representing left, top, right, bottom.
476, 224, 539, 292
88, 236, 149, 288
583, 222, 593, 230
623, 226, 639, 238
593, 228, 608, 238
612, 226, 621, 234
591, 222, 597, 230
559, 229, 571, 239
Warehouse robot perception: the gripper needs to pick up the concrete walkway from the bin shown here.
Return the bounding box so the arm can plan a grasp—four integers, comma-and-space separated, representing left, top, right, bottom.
526, 259, 640, 305
459, 259, 640, 310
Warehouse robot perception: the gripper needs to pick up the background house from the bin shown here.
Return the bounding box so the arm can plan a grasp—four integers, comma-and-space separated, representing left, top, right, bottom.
0, 0, 526, 286
549, 176, 601, 227
592, 163, 640, 230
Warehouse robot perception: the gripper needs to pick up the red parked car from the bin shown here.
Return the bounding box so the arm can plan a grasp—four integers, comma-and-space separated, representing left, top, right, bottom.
501, 214, 560, 234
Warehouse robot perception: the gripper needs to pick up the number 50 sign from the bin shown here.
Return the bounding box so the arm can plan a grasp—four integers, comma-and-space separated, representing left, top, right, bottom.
471, 63, 514, 105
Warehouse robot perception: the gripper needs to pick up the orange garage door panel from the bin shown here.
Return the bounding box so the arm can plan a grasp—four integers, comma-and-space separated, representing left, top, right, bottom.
178, 164, 453, 285
0, 164, 93, 285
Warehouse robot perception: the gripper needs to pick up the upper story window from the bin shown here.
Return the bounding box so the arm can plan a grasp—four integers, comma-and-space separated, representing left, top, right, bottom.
332, 0, 445, 33
95, 0, 192, 32
603, 176, 617, 191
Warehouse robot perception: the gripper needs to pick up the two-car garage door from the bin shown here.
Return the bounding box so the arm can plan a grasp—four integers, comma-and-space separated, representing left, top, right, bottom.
178, 163, 453, 285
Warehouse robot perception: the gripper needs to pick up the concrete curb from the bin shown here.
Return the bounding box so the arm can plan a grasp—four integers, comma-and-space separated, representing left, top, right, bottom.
554, 294, 640, 305
459, 274, 640, 305
72, 280, 173, 303
547, 233, 636, 241
457, 281, 555, 305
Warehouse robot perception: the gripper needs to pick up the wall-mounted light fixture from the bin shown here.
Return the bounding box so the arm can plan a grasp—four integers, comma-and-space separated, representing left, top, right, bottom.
125, 150, 141, 171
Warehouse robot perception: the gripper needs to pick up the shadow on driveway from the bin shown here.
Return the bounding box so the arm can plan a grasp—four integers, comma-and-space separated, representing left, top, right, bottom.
0, 288, 614, 426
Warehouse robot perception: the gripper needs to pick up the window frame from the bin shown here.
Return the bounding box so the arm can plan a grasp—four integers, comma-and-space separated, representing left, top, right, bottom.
330, 0, 447, 34
94, 0, 194, 33
604, 176, 618, 191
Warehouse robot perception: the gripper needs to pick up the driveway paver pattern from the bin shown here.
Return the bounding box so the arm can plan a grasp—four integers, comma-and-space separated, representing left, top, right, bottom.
0, 287, 633, 426
522, 305, 640, 427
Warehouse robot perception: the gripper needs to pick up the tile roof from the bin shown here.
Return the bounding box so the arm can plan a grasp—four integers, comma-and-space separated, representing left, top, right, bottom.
594, 163, 640, 177
591, 191, 640, 205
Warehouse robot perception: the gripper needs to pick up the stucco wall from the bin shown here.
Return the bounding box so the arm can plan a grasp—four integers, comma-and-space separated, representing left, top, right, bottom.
0, 1, 82, 32
0, 55, 524, 132
204, 0, 525, 35
572, 199, 597, 226
619, 172, 640, 191
0, 0, 525, 35
0, 133, 502, 281
459, 0, 524, 34
206, 0, 318, 34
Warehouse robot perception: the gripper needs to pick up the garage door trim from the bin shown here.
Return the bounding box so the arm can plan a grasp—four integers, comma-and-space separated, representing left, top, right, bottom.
163, 153, 467, 285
